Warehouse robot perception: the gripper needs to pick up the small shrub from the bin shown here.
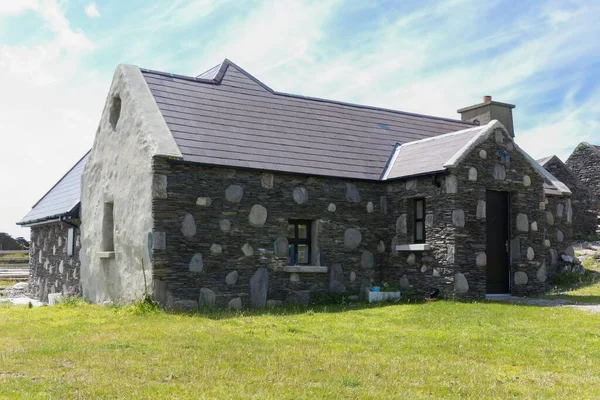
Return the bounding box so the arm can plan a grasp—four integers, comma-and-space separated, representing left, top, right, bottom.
58, 296, 85, 307
132, 294, 161, 315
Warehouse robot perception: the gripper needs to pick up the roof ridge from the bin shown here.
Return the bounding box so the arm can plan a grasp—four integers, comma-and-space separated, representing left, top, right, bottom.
144, 59, 476, 126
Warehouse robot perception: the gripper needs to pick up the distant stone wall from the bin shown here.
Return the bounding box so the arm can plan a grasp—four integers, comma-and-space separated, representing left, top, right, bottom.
29, 222, 81, 301
566, 143, 600, 202
151, 158, 394, 309
545, 195, 574, 273
542, 156, 597, 237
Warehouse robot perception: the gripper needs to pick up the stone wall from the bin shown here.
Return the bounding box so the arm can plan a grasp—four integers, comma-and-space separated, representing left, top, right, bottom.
29, 222, 81, 301
566, 143, 600, 202
151, 157, 395, 309
542, 156, 597, 237
383, 128, 550, 298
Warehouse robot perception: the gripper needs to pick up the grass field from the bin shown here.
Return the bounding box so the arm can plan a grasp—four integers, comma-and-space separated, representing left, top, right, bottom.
1, 299, 600, 399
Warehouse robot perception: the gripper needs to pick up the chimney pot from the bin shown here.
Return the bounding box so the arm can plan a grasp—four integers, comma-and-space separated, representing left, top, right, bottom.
483, 95, 492, 103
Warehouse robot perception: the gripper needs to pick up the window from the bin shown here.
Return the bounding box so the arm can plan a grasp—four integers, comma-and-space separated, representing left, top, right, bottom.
101, 202, 115, 252
414, 199, 425, 243
287, 220, 311, 265
67, 228, 75, 257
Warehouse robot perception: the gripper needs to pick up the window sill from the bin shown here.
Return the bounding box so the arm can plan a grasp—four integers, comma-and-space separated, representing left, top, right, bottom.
97, 251, 115, 259
396, 244, 431, 251
283, 265, 328, 273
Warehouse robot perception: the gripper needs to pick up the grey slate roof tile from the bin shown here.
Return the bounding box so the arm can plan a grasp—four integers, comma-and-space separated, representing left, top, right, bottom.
141, 60, 474, 180
18, 152, 89, 225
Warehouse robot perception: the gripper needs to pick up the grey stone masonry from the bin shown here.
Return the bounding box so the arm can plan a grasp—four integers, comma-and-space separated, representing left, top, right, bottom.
151, 157, 394, 308
29, 222, 81, 301
151, 127, 557, 307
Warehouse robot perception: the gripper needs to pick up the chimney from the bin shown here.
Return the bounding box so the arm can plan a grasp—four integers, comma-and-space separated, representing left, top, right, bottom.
457, 96, 516, 137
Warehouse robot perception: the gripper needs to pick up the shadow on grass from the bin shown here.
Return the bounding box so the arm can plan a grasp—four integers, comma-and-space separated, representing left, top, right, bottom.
167, 298, 428, 320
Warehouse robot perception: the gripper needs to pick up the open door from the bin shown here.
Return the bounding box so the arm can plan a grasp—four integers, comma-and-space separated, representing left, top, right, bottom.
486, 190, 510, 294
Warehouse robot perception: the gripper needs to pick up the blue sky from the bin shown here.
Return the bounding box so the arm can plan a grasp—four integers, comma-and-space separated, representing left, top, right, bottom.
0, 0, 599, 238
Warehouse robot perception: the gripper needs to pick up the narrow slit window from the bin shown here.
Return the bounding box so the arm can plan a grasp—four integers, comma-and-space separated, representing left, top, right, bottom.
102, 202, 115, 252
67, 228, 74, 257
414, 199, 425, 243
287, 220, 311, 265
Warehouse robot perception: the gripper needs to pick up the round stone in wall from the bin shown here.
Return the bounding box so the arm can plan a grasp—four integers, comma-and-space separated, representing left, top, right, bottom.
225, 185, 244, 203
406, 180, 417, 191
361, 251, 374, 269
539, 202, 546, 211
196, 197, 212, 206
293, 187, 308, 205
479, 149, 487, 159
346, 183, 361, 203
366, 201, 374, 213
523, 175, 531, 187
225, 270, 238, 285
328, 203, 336, 212
546, 211, 554, 225
407, 253, 416, 265
249, 204, 267, 226
396, 214, 407, 234
210, 244, 223, 255
425, 214, 434, 228
544, 239, 551, 247
274, 236, 289, 257
445, 174, 458, 194
242, 243, 254, 256
228, 297, 242, 310
476, 252, 487, 267
530, 221, 538, 231
556, 229, 564, 242
549, 249, 558, 266
537, 263, 547, 282
350, 271, 357, 282
399, 275, 410, 289
557, 203, 564, 218
468, 167, 477, 181
344, 228, 362, 249
189, 253, 203, 273
516, 213, 529, 232
493, 164, 506, 180
454, 273, 469, 294
432, 268, 441, 277
514, 271, 528, 285
261, 172, 274, 189
181, 213, 197, 238
219, 219, 231, 232
452, 209, 465, 227
495, 130, 504, 144
420, 265, 427, 273
199, 288, 216, 308
527, 247, 535, 261
377, 240, 385, 253
506, 141, 514, 151
476, 200, 486, 219
391, 235, 398, 255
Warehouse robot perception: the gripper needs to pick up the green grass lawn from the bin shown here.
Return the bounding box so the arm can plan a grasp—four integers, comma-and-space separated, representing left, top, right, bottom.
1, 300, 600, 399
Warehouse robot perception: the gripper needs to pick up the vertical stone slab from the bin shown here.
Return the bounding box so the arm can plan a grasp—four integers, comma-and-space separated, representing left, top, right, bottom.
329, 264, 345, 293
250, 268, 269, 308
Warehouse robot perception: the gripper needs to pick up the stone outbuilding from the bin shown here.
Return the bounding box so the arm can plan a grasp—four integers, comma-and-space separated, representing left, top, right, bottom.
538, 155, 598, 238
17, 152, 89, 301
18, 60, 577, 306
565, 142, 600, 234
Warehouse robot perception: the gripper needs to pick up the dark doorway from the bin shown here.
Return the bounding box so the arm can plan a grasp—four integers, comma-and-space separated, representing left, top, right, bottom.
486, 190, 510, 293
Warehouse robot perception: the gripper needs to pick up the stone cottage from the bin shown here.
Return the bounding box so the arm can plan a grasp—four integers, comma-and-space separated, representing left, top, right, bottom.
19, 60, 575, 307
538, 155, 598, 238
565, 142, 600, 234
17, 152, 89, 301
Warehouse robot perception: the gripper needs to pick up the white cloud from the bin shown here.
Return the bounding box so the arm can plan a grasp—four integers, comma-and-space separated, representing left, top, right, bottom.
0, 0, 101, 239
84, 2, 100, 18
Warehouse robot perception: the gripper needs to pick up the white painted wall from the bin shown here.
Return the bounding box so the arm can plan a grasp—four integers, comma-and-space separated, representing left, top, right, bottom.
80, 64, 181, 303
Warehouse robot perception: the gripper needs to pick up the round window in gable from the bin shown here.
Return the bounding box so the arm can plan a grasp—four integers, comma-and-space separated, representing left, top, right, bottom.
109, 96, 121, 131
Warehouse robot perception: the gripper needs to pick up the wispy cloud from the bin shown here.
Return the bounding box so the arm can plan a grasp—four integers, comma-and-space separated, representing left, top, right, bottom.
0, 0, 598, 238
84, 2, 100, 18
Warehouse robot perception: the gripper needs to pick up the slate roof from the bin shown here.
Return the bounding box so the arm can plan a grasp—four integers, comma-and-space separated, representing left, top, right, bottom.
18, 151, 90, 226
536, 155, 575, 196
141, 59, 474, 180
382, 125, 488, 180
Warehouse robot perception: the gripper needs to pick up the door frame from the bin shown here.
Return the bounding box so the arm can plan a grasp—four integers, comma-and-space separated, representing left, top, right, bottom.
485, 189, 512, 295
